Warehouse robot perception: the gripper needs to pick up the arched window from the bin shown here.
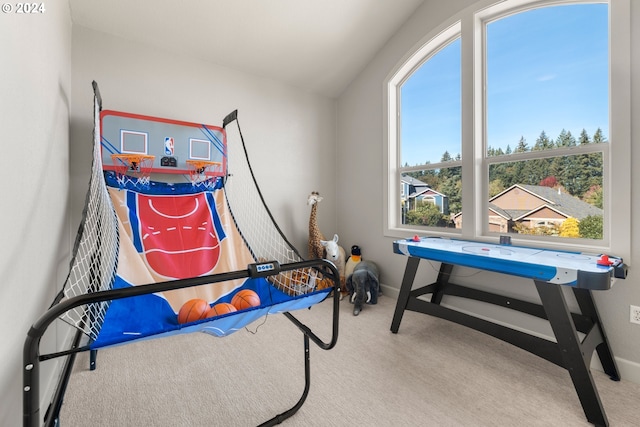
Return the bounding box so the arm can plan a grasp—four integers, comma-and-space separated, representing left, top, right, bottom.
386, 0, 630, 258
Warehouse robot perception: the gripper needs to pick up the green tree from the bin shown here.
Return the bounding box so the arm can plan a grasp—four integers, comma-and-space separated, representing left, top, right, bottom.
438, 151, 454, 180
438, 174, 462, 214
526, 131, 554, 184
592, 128, 607, 144
534, 130, 554, 150
578, 129, 590, 146
489, 178, 505, 197
579, 215, 603, 240
571, 129, 598, 197
405, 201, 448, 227
556, 129, 577, 148
505, 137, 529, 187
583, 185, 603, 209
514, 136, 529, 153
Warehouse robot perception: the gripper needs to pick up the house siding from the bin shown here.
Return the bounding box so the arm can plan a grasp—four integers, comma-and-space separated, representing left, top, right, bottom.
491, 188, 546, 210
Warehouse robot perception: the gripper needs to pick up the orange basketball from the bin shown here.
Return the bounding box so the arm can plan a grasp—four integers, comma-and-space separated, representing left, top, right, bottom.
177, 298, 209, 324
231, 289, 261, 311
206, 302, 238, 318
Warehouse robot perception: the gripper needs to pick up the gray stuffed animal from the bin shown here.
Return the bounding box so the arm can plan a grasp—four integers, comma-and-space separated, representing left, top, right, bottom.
345, 260, 380, 316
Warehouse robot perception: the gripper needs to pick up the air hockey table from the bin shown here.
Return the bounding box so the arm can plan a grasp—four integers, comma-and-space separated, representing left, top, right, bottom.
390, 236, 628, 427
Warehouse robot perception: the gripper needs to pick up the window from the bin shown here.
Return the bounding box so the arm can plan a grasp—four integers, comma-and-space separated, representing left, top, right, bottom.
386, 0, 630, 257
400, 36, 461, 229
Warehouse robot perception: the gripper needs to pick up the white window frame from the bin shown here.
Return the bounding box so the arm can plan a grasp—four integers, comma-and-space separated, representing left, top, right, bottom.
384, 0, 631, 261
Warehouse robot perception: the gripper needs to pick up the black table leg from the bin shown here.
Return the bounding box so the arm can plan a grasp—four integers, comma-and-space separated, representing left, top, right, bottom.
390, 257, 420, 333
430, 262, 454, 305
572, 288, 620, 381
535, 281, 608, 427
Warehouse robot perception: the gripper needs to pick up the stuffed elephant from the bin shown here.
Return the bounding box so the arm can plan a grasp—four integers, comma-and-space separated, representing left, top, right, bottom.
345, 260, 380, 316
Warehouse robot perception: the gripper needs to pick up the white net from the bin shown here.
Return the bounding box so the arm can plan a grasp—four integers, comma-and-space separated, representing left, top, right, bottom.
111, 154, 155, 188
186, 160, 223, 186
57, 93, 120, 341
223, 112, 332, 295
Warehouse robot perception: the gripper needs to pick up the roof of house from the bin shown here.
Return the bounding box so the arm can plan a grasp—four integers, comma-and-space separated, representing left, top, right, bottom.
401, 175, 430, 188
488, 203, 514, 219
490, 184, 602, 220
401, 175, 447, 199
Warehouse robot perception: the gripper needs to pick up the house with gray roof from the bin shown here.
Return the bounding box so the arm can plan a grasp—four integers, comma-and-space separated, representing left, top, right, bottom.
490, 184, 602, 232
452, 184, 602, 233
401, 174, 449, 215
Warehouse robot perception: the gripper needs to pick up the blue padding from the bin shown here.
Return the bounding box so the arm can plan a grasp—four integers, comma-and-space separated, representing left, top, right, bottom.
91, 276, 331, 349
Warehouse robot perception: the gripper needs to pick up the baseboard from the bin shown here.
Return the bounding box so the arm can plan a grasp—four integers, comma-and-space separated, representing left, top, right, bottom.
379, 283, 399, 299
591, 353, 640, 384
379, 283, 640, 385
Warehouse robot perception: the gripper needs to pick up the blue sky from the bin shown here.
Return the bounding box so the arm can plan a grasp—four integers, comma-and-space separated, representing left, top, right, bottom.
401, 3, 608, 166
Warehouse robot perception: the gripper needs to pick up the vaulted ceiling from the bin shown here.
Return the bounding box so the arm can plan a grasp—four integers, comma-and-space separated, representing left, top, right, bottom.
69, 0, 425, 98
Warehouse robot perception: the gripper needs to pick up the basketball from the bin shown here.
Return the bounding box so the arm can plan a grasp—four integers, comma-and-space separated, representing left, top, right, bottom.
177, 298, 210, 324
206, 302, 237, 318
231, 289, 261, 311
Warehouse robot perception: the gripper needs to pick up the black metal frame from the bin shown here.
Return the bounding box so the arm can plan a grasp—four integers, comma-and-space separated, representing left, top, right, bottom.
391, 256, 619, 427
24, 259, 340, 427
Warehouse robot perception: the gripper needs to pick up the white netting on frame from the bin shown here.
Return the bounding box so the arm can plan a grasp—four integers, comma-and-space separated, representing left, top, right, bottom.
58, 93, 119, 341
222, 113, 332, 296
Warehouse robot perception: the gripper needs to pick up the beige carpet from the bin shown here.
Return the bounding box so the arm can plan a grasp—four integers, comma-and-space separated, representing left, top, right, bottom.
60, 295, 640, 426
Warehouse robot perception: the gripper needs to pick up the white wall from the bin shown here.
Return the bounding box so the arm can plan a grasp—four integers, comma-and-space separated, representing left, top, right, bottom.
1, 15, 336, 427
0, 4, 72, 427
2, 1, 635, 424
70, 25, 338, 260
337, 0, 640, 382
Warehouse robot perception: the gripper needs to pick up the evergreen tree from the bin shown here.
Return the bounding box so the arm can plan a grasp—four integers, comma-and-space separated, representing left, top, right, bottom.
583, 185, 603, 209
509, 137, 529, 187
438, 151, 453, 180
592, 128, 607, 143
420, 169, 439, 188
533, 130, 553, 150
527, 131, 553, 184
514, 136, 529, 153
577, 130, 603, 197
556, 129, 577, 147
578, 129, 590, 146
438, 173, 462, 215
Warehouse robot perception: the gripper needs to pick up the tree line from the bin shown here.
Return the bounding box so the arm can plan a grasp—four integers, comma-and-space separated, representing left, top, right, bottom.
404, 127, 606, 213
403, 128, 606, 237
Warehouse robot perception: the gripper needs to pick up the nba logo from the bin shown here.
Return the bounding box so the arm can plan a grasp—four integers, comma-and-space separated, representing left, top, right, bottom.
164, 137, 175, 155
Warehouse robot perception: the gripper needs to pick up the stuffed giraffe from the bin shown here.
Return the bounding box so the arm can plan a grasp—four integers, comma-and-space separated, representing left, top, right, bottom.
307, 191, 326, 259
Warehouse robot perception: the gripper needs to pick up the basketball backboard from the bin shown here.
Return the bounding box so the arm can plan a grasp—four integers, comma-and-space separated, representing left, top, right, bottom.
100, 110, 226, 177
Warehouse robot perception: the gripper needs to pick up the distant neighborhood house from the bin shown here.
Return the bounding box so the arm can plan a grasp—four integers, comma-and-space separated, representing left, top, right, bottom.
401, 174, 449, 215
452, 184, 603, 232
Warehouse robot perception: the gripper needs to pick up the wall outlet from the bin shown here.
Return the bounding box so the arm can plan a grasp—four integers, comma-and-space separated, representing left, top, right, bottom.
631, 305, 640, 325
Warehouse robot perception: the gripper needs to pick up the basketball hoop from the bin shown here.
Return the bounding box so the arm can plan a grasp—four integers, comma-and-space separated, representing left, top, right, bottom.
111, 154, 155, 187
186, 160, 222, 185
